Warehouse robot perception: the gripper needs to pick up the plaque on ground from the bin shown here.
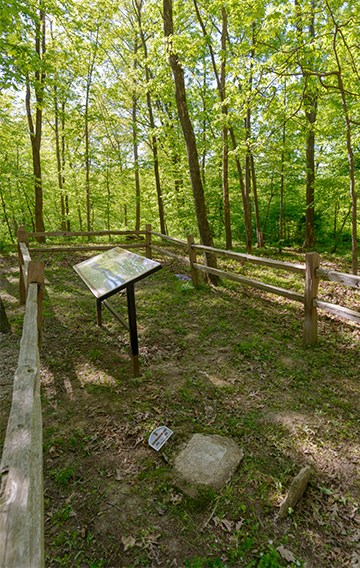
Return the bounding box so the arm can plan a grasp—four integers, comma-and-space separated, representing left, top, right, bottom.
148, 426, 173, 451
174, 434, 243, 496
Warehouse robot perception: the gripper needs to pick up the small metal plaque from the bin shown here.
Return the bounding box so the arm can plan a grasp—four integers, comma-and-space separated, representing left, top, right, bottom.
148, 426, 173, 451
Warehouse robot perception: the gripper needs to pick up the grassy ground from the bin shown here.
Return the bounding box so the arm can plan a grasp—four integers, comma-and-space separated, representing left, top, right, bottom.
1, 245, 359, 567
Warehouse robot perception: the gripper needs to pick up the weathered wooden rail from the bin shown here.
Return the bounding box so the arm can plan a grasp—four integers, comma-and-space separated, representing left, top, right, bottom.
0, 235, 44, 567
148, 230, 360, 345
18, 226, 360, 347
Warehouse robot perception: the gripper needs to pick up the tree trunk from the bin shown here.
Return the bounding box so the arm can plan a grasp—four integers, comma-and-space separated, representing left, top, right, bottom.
229, 127, 252, 252
0, 297, 11, 334
135, 1, 166, 234
220, 7, 232, 249
0, 185, 14, 242
245, 106, 263, 248
248, 25, 263, 248
331, 24, 358, 273
62, 103, 70, 230
84, 25, 99, 233
132, 92, 141, 232
25, 7, 46, 243
303, 93, 317, 248
250, 152, 264, 247
296, 0, 317, 249
106, 163, 111, 232
193, 0, 232, 248
54, 86, 67, 230
163, 0, 218, 281
279, 90, 286, 251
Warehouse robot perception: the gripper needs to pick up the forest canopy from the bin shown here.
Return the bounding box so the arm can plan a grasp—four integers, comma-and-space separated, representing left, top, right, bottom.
0, 0, 359, 271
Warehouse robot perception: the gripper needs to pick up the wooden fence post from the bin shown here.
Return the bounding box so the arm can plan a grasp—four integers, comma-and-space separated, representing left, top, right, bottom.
0, 296, 11, 333
17, 226, 29, 305
187, 235, 199, 287
27, 261, 45, 345
304, 252, 320, 345
145, 224, 152, 259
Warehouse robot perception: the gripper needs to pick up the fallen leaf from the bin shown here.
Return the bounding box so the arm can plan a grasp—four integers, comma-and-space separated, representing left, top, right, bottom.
276, 545, 296, 563
115, 469, 124, 481
80, 527, 87, 539
122, 536, 136, 551
221, 518, 234, 532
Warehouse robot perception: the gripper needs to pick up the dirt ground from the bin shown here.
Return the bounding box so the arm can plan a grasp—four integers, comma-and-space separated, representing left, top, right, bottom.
1, 249, 359, 568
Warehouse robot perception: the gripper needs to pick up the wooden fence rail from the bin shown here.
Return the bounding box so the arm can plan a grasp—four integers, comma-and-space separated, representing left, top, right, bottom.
0, 245, 44, 567
149, 229, 360, 345
17, 226, 360, 347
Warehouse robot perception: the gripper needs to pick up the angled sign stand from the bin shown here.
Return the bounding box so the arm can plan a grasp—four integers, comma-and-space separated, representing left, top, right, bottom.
74, 247, 162, 377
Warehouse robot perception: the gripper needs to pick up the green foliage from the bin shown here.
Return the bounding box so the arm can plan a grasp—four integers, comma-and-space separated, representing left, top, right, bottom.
0, 0, 358, 255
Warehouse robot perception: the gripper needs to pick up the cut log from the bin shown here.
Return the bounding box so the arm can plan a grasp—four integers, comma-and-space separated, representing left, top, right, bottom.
278, 465, 312, 520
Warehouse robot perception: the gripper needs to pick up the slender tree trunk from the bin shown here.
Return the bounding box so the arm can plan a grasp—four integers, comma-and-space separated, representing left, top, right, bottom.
106, 163, 111, 232
124, 203, 128, 227
135, 1, 166, 234
132, 80, 141, 231
16, 144, 33, 227
84, 25, 99, 233
50, 21, 68, 232
85, 85, 91, 232
158, 101, 186, 222
295, 0, 317, 248
244, 25, 263, 248
220, 7, 232, 249
279, 93, 286, 250
262, 173, 276, 237
250, 25, 263, 248
303, 92, 317, 248
245, 107, 263, 247
193, 0, 232, 248
25, 7, 46, 242
229, 128, 252, 252
78, 205, 83, 231
200, 59, 207, 188
0, 297, 11, 334
332, 31, 358, 273
54, 86, 67, 230
62, 103, 70, 230
0, 186, 13, 242
163, 0, 218, 281
323, 0, 358, 271
250, 152, 264, 247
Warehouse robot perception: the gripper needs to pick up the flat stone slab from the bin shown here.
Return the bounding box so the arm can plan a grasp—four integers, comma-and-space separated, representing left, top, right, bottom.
174, 434, 243, 495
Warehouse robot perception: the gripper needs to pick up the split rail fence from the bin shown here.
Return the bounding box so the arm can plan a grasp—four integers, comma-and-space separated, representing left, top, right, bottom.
1, 224, 358, 565
19, 224, 360, 347
0, 232, 44, 567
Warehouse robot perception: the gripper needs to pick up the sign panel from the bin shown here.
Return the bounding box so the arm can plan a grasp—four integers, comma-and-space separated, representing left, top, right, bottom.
73, 247, 161, 299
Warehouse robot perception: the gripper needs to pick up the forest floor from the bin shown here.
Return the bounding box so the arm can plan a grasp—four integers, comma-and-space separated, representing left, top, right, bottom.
0, 245, 359, 568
